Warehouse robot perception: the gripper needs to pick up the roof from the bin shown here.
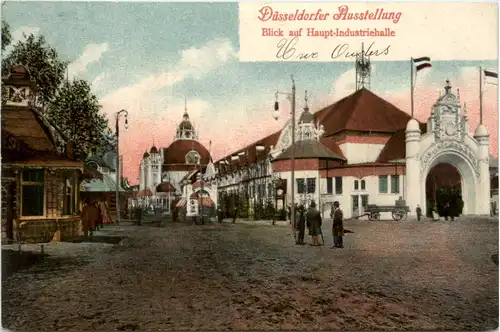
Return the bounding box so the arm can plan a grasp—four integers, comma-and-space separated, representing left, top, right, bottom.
156, 182, 176, 193
143, 151, 150, 159
215, 130, 281, 173
377, 122, 427, 163
81, 173, 126, 192
2, 105, 57, 152
273, 139, 346, 161
315, 88, 412, 136
150, 145, 158, 154
164, 139, 211, 165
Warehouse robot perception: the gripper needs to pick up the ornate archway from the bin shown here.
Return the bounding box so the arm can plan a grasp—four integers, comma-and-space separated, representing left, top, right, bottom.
420, 149, 478, 215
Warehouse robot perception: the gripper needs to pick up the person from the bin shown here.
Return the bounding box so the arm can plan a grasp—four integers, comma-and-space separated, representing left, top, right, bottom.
331, 201, 344, 249
296, 204, 306, 245
81, 199, 100, 241
306, 201, 322, 246
443, 202, 451, 221
416, 204, 422, 221
98, 200, 113, 225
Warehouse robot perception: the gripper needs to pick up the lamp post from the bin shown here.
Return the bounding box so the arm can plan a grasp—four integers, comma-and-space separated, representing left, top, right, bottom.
115, 109, 128, 225
273, 75, 296, 238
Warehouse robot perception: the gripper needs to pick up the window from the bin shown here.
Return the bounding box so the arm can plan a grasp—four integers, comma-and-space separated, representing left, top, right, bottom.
63, 177, 75, 215
22, 169, 45, 216
335, 176, 343, 195
391, 175, 400, 194
326, 177, 333, 194
296, 178, 306, 194
361, 180, 366, 190
354, 180, 359, 190
379, 175, 388, 193
306, 178, 316, 194
267, 183, 273, 197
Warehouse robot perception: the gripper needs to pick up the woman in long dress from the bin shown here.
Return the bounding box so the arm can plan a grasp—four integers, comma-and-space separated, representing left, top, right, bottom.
98, 200, 113, 224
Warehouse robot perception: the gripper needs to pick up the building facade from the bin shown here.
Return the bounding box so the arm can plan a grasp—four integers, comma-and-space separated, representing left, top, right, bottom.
136, 105, 214, 213
210, 80, 494, 220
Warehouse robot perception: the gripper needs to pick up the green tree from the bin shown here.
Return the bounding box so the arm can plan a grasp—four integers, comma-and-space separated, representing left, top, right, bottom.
2, 21, 12, 52
47, 79, 110, 161
2, 33, 68, 107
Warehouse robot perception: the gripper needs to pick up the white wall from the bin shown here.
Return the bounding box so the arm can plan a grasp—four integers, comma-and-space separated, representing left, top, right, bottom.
276, 170, 320, 208
339, 143, 386, 164
319, 175, 405, 219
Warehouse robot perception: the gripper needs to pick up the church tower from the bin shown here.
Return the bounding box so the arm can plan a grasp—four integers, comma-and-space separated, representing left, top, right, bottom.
175, 98, 198, 141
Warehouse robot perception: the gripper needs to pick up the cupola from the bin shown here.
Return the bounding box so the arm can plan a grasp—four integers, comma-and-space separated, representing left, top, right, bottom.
2, 65, 37, 106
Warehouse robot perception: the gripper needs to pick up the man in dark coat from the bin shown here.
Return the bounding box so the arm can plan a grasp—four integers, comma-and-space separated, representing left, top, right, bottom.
306, 201, 322, 246
295, 204, 306, 245
331, 201, 344, 249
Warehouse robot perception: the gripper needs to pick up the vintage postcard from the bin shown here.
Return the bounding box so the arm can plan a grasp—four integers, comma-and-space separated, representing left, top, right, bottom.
1, 1, 498, 331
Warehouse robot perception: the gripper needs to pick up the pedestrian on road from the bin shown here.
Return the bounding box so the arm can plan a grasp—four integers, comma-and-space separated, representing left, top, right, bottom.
416, 204, 422, 221
331, 201, 344, 249
296, 204, 306, 245
306, 201, 322, 246
81, 199, 100, 241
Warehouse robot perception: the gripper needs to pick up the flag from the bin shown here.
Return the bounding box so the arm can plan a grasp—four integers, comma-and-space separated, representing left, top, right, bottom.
413, 56, 432, 72
484, 69, 498, 79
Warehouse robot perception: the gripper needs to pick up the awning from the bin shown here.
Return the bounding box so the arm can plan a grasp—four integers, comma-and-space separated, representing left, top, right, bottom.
200, 197, 215, 207
82, 166, 103, 180
176, 199, 187, 207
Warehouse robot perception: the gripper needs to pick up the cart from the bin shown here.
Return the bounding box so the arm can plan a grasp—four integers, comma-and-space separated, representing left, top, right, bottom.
365, 204, 410, 221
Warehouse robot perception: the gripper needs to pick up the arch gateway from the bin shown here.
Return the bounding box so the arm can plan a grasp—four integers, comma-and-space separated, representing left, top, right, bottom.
405, 80, 491, 216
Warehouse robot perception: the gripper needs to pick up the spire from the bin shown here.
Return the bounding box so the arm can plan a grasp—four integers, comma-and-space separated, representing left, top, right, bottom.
209, 140, 213, 162
304, 90, 309, 111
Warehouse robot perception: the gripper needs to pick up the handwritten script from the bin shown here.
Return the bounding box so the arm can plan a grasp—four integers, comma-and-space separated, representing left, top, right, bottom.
276, 37, 391, 61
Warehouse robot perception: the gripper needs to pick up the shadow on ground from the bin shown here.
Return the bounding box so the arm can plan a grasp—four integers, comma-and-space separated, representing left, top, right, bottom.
69, 236, 124, 245
2, 250, 91, 280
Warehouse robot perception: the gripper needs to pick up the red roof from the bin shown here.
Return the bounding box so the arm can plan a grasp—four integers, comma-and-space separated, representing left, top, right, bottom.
163, 139, 211, 165
377, 123, 427, 163
192, 180, 209, 189
137, 188, 153, 197
156, 182, 176, 193
315, 88, 412, 135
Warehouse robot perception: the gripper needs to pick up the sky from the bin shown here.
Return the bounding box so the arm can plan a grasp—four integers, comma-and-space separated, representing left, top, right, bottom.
3, 2, 498, 185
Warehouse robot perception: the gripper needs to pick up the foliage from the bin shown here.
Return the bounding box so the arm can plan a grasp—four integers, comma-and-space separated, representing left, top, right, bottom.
264, 199, 276, 220
2, 33, 68, 107
277, 208, 287, 221
47, 79, 110, 161
253, 200, 264, 220
1, 21, 11, 52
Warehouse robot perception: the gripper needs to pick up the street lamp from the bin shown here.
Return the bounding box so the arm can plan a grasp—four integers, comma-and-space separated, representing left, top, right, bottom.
273, 75, 296, 237
115, 109, 128, 225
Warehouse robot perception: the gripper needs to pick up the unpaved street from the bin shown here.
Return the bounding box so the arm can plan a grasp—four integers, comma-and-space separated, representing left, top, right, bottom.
2, 218, 498, 331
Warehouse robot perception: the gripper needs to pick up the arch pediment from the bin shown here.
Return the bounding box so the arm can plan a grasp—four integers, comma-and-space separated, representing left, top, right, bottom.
420, 139, 479, 178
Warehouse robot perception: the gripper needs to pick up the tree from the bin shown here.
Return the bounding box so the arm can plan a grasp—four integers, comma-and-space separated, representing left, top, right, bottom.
2, 33, 67, 107
47, 79, 110, 161
2, 21, 12, 52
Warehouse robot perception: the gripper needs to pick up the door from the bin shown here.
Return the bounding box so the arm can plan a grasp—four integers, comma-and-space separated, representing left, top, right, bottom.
2, 182, 15, 240
351, 195, 360, 217
361, 195, 369, 214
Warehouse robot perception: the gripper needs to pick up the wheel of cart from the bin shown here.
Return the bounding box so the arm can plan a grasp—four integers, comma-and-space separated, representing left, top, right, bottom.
391, 209, 408, 221
368, 211, 381, 221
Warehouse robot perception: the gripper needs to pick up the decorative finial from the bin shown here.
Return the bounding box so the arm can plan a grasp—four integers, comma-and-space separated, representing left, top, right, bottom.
304, 90, 309, 110
444, 79, 452, 94
184, 96, 187, 112
463, 102, 468, 117
457, 88, 460, 100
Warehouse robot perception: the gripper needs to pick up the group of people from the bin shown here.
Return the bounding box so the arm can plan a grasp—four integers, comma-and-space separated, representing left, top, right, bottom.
292, 200, 345, 249
81, 199, 113, 240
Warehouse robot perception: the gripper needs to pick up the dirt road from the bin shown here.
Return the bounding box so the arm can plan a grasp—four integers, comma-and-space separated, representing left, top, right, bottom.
2, 218, 498, 330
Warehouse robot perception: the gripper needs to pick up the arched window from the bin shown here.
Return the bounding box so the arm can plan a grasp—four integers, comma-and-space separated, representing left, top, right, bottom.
361, 180, 366, 190
354, 180, 359, 190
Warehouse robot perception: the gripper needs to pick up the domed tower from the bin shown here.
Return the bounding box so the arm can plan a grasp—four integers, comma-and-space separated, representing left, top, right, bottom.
175, 99, 198, 141
296, 91, 325, 141
140, 150, 150, 190
147, 145, 162, 192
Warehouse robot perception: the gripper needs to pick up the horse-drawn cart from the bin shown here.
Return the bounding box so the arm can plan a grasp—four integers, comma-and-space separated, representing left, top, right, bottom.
365, 204, 410, 221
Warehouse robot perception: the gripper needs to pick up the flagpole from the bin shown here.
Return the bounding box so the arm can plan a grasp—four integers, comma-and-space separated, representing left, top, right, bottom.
479, 66, 483, 124
411, 57, 414, 118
